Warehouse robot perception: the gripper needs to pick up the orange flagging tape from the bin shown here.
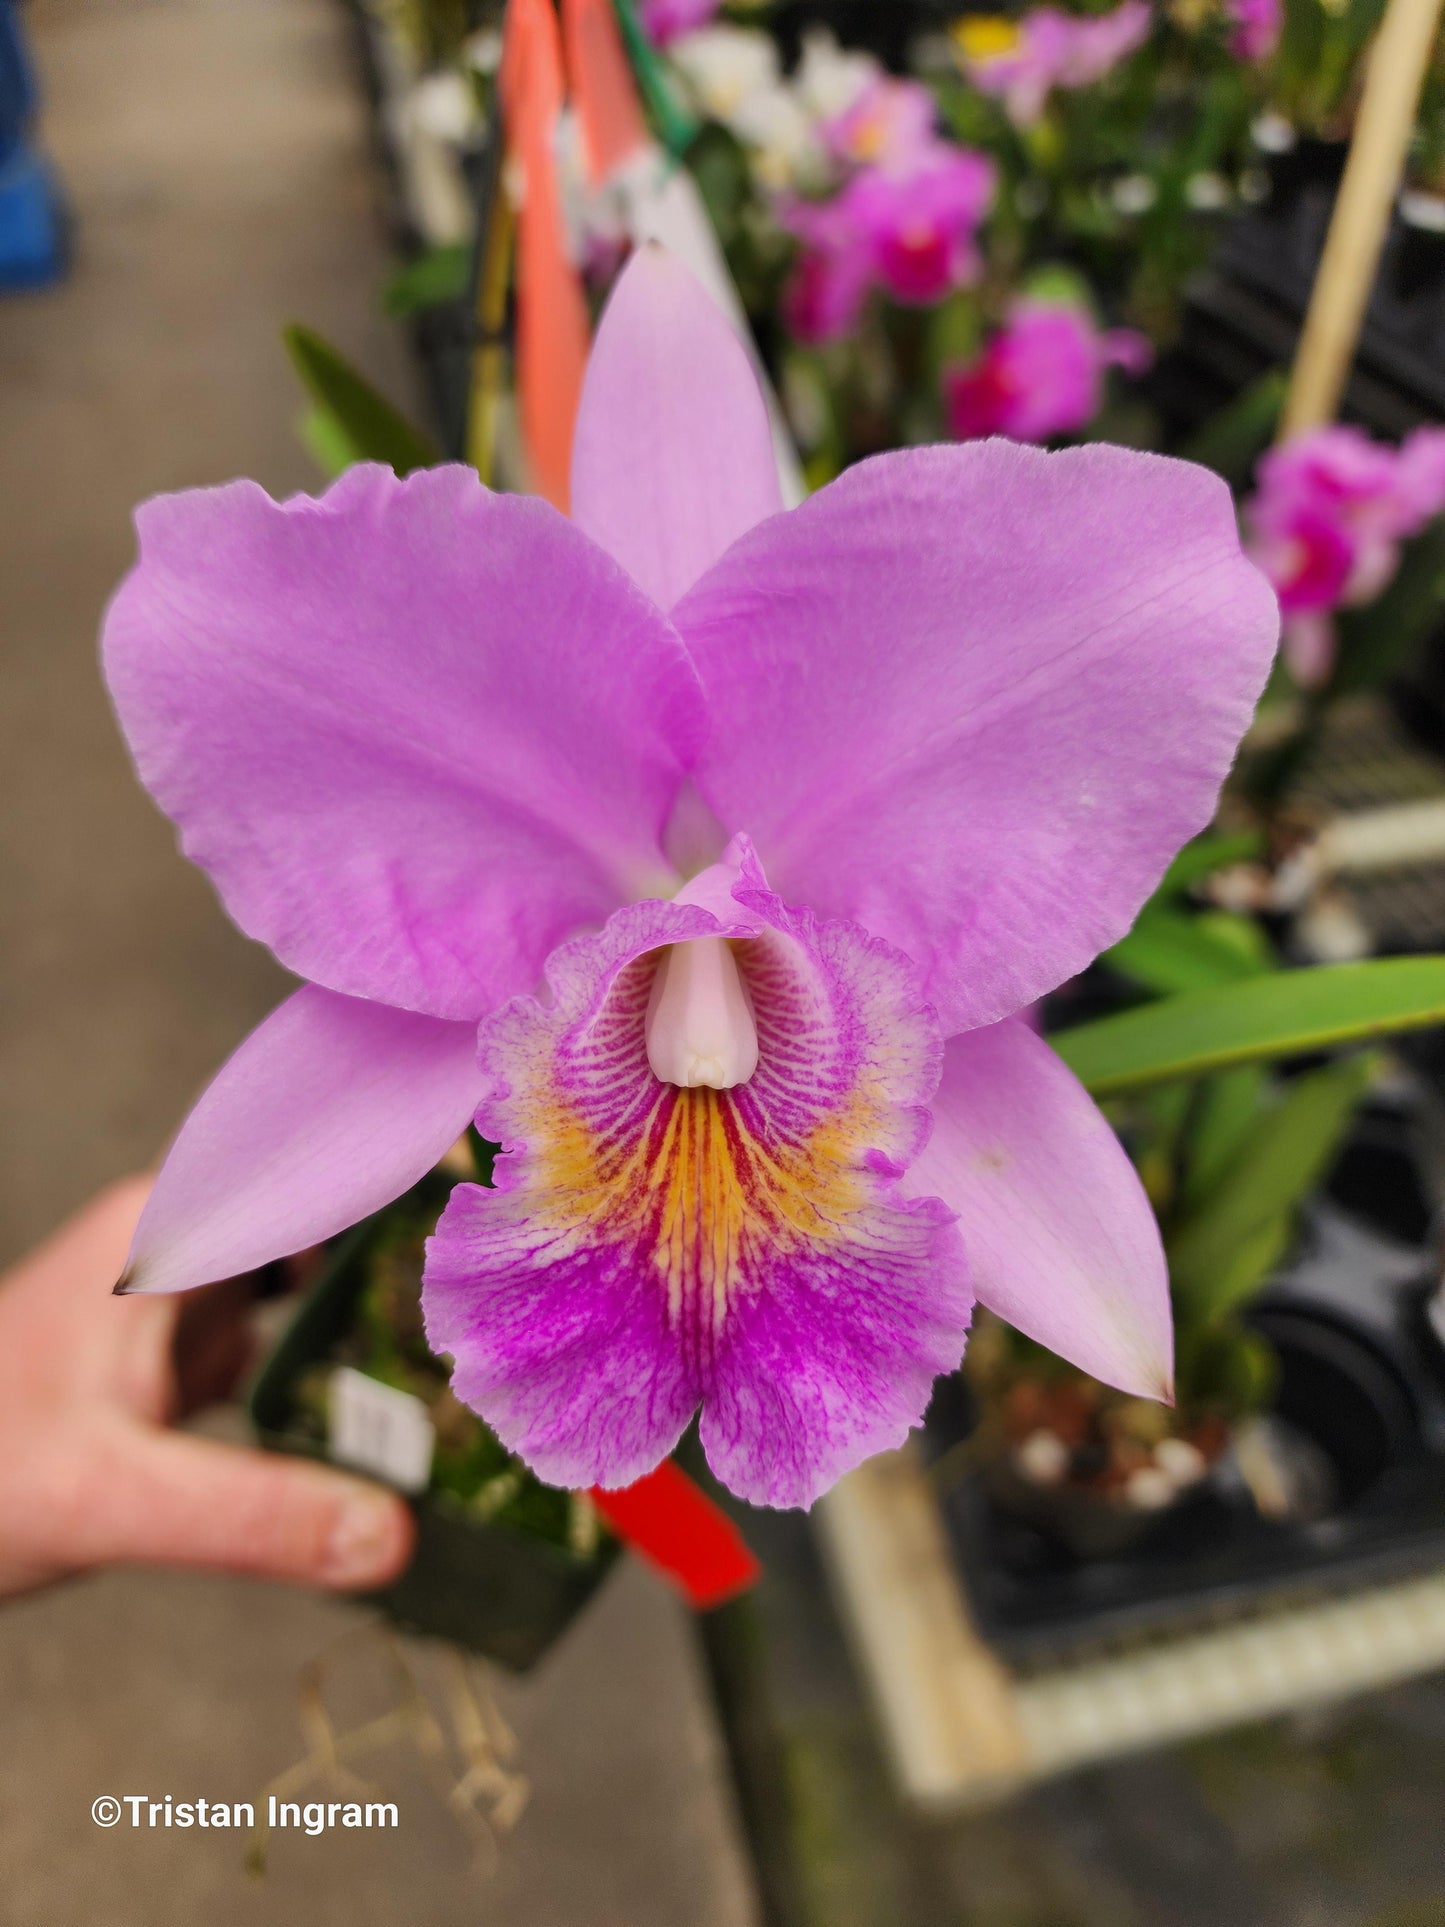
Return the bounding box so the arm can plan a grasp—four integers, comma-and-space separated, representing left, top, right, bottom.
502, 0, 590, 510
564, 0, 649, 184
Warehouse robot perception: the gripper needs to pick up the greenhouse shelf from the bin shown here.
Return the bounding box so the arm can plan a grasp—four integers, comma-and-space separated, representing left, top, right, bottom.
818, 1442, 1445, 1815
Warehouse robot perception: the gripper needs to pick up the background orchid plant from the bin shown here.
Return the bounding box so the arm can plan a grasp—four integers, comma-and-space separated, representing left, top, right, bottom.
103, 248, 1279, 1510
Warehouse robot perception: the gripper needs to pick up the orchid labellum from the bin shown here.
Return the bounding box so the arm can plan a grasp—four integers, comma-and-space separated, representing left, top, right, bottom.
104, 250, 1277, 1507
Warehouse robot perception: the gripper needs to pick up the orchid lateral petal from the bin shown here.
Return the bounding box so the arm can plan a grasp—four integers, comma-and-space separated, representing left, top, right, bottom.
910, 1018, 1173, 1400
571, 248, 784, 612
102, 464, 706, 1021
119, 987, 483, 1296
671, 440, 1279, 1034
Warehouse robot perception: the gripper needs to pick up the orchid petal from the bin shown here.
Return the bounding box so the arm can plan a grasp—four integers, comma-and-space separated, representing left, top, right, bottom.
673, 441, 1279, 1033
120, 986, 483, 1295
102, 464, 706, 1021
571, 248, 783, 611
909, 1018, 1173, 1399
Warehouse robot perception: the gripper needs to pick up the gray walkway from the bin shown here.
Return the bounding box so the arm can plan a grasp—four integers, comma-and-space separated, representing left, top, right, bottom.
0, 2, 757, 1921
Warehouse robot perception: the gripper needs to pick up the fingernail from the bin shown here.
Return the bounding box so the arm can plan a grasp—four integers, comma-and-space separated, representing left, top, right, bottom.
322, 1486, 406, 1588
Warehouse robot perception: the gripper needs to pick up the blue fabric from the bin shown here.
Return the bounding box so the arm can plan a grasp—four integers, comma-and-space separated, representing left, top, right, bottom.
0, 1, 38, 162
0, 145, 62, 289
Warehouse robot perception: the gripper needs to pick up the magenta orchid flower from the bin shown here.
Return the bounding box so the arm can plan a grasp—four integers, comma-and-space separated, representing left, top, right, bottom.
944, 298, 1152, 444
639, 0, 722, 47
960, 2, 1151, 129
781, 145, 996, 341
1226, 0, 1281, 62
104, 251, 1277, 1509
820, 74, 937, 173
1246, 423, 1445, 686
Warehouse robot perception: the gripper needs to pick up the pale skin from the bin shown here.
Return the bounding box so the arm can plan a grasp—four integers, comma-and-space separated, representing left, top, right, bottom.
0, 1178, 414, 1600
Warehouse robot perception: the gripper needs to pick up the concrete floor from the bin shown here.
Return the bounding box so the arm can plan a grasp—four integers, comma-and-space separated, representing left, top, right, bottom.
0, 2, 757, 1921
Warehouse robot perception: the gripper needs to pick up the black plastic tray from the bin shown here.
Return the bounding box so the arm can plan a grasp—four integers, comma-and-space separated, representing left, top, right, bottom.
925, 1120, 1445, 1665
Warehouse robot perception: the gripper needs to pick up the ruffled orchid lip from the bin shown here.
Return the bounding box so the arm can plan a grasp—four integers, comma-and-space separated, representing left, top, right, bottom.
423, 839, 971, 1509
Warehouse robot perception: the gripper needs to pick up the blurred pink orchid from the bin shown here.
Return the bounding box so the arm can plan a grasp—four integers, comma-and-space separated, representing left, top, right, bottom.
638, 0, 721, 47
1226, 0, 1281, 62
782, 144, 996, 342
959, 2, 1152, 128
1247, 423, 1445, 686
944, 299, 1152, 443
820, 74, 937, 173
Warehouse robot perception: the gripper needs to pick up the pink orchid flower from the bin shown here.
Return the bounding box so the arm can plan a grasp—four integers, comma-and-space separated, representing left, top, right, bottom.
105, 252, 1277, 1509
779, 191, 877, 344
845, 145, 997, 305
1226, 0, 1281, 62
961, 1, 1151, 129
638, 0, 721, 47
782, 144, 996, 341
1246, 423, 1445, 687
820, 74, 937, 174
944, 299, 1152, 443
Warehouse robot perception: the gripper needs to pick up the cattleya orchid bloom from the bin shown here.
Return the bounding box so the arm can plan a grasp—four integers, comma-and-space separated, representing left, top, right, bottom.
944, 298, 1152, 444
1226, 0, 1281, 62
638, 0, 721, 47
819, 73, 936, 173
956, 2, 1151, 129
781, 145, 997, 341
105, 250, 1277, 1509
1225, 0, 1287, 62
1246, 423, 1445, 687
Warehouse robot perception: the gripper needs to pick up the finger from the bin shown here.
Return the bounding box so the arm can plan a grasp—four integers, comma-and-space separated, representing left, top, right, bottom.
89, 1431, 415, 1589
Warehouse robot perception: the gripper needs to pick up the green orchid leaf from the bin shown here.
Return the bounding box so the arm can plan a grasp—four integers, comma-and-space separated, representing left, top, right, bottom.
283, 324, 439, 476
298, 406, 357, 482
612, 0, 699, 157
1053, 957, 1445, 1095
1175, 1210, 1295, 1330
1156, 829, 1266, 896
1166, 1054, 1375, 1322
1177, 1321, 1278, 1417
1178, 369, 1286, 489
1181, 1064, 1267, 1210
382, 245, 470, 317
1104, 904, 1272, 996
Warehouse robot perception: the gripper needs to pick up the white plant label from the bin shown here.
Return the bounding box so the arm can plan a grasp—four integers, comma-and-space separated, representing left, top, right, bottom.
327, 1366, 435, 1494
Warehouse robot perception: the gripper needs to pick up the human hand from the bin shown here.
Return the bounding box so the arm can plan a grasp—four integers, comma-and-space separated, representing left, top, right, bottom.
0, 1178, 415, 1600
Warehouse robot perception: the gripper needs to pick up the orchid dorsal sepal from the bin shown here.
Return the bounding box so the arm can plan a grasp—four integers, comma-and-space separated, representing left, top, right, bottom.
645, 935, 759, 1090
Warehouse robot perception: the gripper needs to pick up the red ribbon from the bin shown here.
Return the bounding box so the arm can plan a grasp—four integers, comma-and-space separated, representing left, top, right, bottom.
590, 1462, 761, 1609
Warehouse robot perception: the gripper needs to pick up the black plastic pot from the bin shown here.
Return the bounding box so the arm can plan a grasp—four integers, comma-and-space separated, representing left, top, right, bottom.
925, 1102, 1445, 1662
248, 1220, 620, 1672
1154, 126, 1445, 446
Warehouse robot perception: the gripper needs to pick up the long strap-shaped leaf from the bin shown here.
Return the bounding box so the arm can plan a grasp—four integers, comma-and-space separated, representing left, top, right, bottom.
1053, 956, 1445, 1096
283, 326, 438, 476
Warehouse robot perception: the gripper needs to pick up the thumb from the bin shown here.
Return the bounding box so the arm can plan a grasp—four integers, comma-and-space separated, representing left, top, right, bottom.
91, 1430, 416, 1589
